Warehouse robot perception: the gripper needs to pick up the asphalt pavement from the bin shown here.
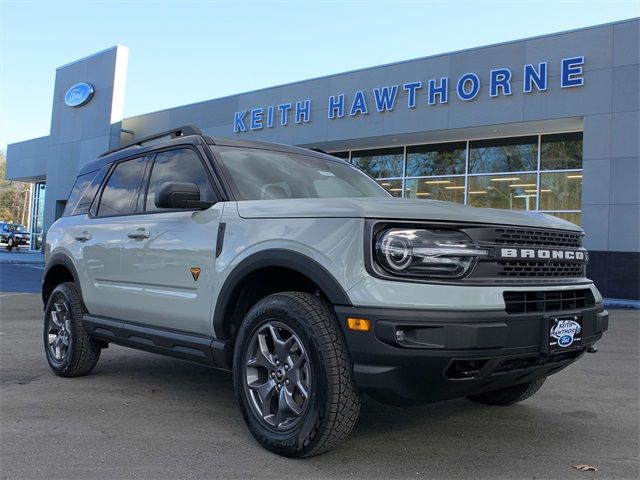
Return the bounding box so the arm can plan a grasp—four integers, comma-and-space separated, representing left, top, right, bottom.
0, 263, 43, 293
0, 247, 44, 293
0, 266, 638, 479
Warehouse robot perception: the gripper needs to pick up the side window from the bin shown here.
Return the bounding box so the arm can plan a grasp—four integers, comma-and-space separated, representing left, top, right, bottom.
96, 157, 146, 217
145, 148, 215, 212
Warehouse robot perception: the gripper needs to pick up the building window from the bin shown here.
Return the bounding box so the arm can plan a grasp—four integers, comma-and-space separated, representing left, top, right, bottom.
468, 173, 538, 210
405, 176, 466, 203
376, 179, 403, 197
30, 182, 45, 251
540, 132, 583, 170
469, 136, 538, 174
329, 130, 583, 225
406, 142, 466, 177
351, 147, 404, 179
539, 172, 583, 211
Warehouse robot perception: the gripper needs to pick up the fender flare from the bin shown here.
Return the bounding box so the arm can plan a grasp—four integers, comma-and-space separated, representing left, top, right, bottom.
213, 249, 352, 338
42, 253, 84, 308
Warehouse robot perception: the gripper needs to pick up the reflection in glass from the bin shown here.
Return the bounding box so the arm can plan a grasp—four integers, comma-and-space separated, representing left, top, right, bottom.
352, 147, 404, 178
541, 132, 583, 170
406, 142, 466, 177
405, 177, 465, 203
97, 157, 146, 217
376, 179, 403, 197
468, 173, 538, 210
469, 136, 538, 174
539, 172, 583, 211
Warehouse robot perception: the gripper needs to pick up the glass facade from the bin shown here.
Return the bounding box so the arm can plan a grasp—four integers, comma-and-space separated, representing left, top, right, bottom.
351, 147, 404, 179
30, 182, 45, 251
333, 132, 583, 225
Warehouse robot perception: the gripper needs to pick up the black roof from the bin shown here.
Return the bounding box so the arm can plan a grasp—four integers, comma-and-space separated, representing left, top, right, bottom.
78, 125, 342, 176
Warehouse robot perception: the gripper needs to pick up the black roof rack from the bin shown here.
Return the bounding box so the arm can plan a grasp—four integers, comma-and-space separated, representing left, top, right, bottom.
99, 125, 203, 158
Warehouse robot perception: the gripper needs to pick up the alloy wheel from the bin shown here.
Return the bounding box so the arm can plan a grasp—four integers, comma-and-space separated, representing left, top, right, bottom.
47, 298, 71, 362
244, 321, 311, 430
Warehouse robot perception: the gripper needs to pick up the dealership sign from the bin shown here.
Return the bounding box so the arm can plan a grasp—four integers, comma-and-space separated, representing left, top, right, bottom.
64, 82, 95, 108
233, 56, 585, 133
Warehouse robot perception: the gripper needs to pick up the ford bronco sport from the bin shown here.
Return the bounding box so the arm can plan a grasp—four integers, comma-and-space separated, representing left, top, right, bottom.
43, 126, 608, 457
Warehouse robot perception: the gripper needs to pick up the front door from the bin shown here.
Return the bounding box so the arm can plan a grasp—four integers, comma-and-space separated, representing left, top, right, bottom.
118, 147, 221, 336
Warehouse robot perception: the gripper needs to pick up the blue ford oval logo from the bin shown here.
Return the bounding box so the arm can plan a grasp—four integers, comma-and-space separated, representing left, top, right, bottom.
558, 334, 573, 347
64, 83, 95, 107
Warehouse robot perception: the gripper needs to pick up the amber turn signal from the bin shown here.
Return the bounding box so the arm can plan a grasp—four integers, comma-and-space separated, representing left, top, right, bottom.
347, 317, 371, 331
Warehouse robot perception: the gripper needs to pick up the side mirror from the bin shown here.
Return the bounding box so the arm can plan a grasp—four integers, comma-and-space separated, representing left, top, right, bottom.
155, 182, 214, 209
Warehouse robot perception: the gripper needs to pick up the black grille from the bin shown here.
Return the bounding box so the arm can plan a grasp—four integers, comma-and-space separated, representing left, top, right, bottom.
503, 289, 595, 314
493, 228, 582, 248
498, 261, 585, 278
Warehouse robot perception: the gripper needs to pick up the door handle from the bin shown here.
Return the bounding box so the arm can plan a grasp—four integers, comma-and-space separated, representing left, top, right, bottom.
127, 228, 150, 240
74, 231, 91, 242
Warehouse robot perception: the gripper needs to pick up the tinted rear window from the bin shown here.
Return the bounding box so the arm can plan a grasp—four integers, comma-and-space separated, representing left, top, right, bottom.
96, 157, 146, 217
63, 171, 99, 216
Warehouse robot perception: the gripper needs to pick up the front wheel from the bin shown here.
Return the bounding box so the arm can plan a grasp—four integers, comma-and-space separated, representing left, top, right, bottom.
6, 238, 14, 251
467, 377, 546, 406
233, 292, 361, 458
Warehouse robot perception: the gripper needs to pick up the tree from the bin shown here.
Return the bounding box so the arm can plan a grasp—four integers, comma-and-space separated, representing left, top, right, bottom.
0, 151, 31, 226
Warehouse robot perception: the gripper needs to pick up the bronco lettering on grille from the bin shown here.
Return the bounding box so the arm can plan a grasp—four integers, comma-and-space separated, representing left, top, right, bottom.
500, 248, 587, 261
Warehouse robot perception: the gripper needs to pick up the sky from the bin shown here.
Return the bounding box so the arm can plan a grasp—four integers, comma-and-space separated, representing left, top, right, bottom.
1, 0, 638, 151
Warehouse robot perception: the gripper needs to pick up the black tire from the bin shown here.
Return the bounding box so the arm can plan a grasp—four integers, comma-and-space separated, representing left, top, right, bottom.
233, 292, 361, 458
467, 377, 546, 406
6, 238, 14, 251
43, 282, 101, 377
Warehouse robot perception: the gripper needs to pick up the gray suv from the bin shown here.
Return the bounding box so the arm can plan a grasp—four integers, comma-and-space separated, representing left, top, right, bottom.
43, 126, 608, 457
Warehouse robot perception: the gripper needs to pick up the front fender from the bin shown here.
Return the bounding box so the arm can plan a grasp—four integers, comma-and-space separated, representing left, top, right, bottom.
212, 248, 353, 338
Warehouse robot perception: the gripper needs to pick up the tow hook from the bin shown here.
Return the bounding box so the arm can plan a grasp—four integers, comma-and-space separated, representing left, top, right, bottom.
587, 346, 598, 353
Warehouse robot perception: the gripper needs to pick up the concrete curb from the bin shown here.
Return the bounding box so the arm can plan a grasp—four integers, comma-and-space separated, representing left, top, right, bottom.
604, 298, 640, 310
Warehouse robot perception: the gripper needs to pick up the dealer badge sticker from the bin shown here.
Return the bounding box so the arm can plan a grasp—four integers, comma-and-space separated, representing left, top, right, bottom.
550, 318, 582, 348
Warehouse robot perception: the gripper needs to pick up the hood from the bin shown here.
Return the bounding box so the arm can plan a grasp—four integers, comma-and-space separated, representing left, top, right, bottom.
236, 197, 582, 231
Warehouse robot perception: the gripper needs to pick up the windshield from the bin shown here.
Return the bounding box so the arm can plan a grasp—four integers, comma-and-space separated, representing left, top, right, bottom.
216, 147, 390, 201
7, 224, 26, 232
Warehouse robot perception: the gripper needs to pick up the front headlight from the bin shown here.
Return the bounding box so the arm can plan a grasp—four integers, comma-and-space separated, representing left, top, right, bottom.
374, 228, 488, 279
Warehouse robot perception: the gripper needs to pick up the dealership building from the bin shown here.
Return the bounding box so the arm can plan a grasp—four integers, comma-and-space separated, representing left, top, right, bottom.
6, 18, 639, 300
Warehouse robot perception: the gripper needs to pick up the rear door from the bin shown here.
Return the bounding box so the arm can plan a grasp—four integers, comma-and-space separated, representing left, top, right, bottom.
118, 147, 222, 336
75, 156, 148, 318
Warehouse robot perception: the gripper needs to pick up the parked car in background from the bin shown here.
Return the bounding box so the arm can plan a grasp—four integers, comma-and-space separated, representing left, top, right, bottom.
0, 223, 30, 251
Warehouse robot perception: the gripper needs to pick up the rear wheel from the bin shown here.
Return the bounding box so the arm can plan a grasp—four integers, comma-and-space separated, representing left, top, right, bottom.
6, 238, 14, 251
44, 282, 101, 377
233, 292, 361, 458
467, 377, 546, 406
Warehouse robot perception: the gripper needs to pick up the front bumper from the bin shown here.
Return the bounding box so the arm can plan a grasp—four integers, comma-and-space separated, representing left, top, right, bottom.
335, 304, 608, 405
